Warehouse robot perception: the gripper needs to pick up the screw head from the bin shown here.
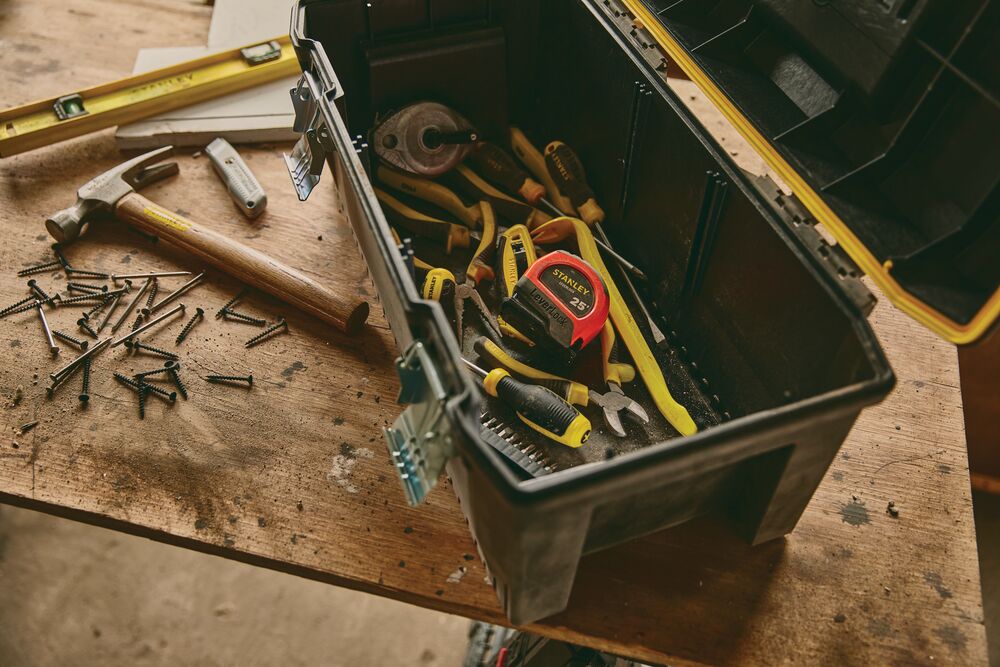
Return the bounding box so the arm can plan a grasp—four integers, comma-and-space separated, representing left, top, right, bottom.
78, 393, 89, 403
27, 279, 37, 287
165, 360, 178, 369
195, 307, 204, 316
76, 318, 87, 326
247, 374, 253, 386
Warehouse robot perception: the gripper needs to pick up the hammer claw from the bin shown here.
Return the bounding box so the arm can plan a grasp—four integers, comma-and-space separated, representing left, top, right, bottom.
129, 162, 179, 189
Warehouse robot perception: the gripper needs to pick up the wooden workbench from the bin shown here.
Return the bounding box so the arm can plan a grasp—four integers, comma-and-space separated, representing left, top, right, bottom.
0, 1, 988, 664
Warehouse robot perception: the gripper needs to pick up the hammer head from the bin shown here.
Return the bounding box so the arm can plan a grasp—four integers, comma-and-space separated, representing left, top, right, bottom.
46, 145, 179, 243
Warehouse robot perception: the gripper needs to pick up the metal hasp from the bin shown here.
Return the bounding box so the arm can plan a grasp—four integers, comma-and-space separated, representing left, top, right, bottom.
284, 74, 336, 201
382, 341, 454, 506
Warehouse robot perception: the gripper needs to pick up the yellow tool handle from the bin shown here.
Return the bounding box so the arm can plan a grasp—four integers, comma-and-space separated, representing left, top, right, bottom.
509, 127, 575, 215
533, 217, 697, 436
375, 187, 471, 253
544, 141, 605, 227
420, 267, 457, 301
481, 368, 591, 448
455, 164, 550, 229
475, 337, 590, 406
600, 321, 635, 386
377, 165, 481, 228
496, 224, 538, 344
115, 192, 369, 335
466, 201, 497, 285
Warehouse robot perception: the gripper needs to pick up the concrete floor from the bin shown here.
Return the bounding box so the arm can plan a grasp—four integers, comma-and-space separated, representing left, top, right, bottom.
0, 506, 470, 667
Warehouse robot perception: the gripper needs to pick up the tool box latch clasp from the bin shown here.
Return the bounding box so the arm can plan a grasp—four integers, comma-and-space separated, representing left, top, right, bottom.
284, 73, 337, 202
383, 341, 455, 506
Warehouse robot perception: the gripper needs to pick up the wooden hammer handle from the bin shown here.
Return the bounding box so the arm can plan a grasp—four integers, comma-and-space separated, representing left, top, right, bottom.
115, 192, 369, 335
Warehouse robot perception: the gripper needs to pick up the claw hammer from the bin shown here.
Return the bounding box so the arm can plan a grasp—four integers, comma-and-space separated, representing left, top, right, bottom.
45, 146, 369, 335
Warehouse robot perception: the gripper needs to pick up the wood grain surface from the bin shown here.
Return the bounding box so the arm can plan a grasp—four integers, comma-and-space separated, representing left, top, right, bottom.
0, 2, 987, 665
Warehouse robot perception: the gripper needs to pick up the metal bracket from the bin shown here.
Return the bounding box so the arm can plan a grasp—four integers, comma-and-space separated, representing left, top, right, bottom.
383, 341, 455, 506
284, 74, 337, 201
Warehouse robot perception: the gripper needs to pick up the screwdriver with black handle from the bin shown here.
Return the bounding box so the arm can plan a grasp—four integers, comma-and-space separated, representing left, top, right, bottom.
466, 142, 561, 215
463, 358, 591, 448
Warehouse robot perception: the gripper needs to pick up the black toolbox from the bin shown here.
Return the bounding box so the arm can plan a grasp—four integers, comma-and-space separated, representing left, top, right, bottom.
280, 0, 936, 624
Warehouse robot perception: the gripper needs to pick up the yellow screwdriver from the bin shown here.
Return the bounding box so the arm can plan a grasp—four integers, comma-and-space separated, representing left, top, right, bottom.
463, 358, 592, 448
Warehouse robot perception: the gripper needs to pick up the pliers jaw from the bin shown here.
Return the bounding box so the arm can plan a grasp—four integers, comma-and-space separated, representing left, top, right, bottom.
595, 383, 650, 438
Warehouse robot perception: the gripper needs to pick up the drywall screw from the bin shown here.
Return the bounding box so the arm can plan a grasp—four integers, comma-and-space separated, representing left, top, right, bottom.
134, 364, 174, 379
113, 372, 176, 402
175, 307, 205, 345
4, 299, 42, 316
18, 421, 39, 435
78, 318, 98, 339
57, 292, 113, 307
79, 358, 91, 404
0, 295, 38, 317
223, 309, 267, 326
245, 318, 288, 348
148, 272, 205, 315
36, 303, 59, 356
66, 282, 106, 294
167, 361, 188, 400
144, 278, 159, 313
138, 379, 147, 418
111, 277, 152, 332
27, 279, 55, 305
126, 337, 178, 360
216, 288, 247, 319
65, 267, 110, 279
82, 298, 110, 320
129, 313, 144, 332
112, 304, 186, 348
206, 374, 253, 387
51, 244, 71, 268
53, 330, 88, 351
50, 337, 111, 383
17, 260, 61, 277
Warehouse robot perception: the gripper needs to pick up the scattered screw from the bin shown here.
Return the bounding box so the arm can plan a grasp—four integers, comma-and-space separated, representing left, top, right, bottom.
36, 303, 58, 356
79, 358, 91, 404
126, 337, 178, 360
51, 244, 71, 268
82, 298, 110, 320
57, 292, 112, 307
77, 318, 98, 339
65, 267, 110, 279
27, 279, 55, 305
216, 288, 248, 319
66, 282, 107, 294
144, 278, 159, 314
206, 374, 253, 387
17, 260, 62, 277
245, 318, 288, 348
167, 361, 188, 400
53, 330, 88, 351
18, 420, 39, 435
137, 379, 148, 418
113, 372, 176, 402
223, 309, 267, 326
130, 312, 144, 332
175, 307, 205, 345
134, 364, 174, 379
0, 295, 38, 318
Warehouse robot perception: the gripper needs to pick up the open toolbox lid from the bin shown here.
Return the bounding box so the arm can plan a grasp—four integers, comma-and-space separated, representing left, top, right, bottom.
620, 0, 999, 344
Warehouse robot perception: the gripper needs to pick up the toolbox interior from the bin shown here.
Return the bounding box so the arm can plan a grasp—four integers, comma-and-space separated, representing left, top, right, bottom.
301, 0, 882, 472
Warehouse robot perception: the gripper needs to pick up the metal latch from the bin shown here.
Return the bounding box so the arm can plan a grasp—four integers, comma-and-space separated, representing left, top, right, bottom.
284, 74, 336, 202
383, 341, 455, 506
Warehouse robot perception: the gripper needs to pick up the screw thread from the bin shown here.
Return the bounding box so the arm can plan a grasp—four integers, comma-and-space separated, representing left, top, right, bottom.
131, 340, 178, 359
53, 330, 88, 350
1, 295, 38, 316
223, 309, 266, 326
245, 319, 287, 348
51, 244, 71, 268
79, 358, 91, 403
78, 319, 98, 339
83, 299, 109, 320
144, 280, 159, 310
113, 372, 175, 402
66, 282, 105, 293
168, 368, 189, 400
175, 309, 204, 345
29, 282, 55, 305
138, 380, 147, 419
216, 288, 247, 319
206, 374, 253, 386
66, 268, 109, 279
17, 260, 62, 277
58, 292, 109, 306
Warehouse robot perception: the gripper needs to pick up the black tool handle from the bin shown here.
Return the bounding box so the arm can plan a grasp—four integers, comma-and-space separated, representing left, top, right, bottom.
544, 142, 593, 208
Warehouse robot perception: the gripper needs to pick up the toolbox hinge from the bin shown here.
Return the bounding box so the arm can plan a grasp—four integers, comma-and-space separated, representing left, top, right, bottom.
750, 173, 876, 316
383, 341, 456, 506
284, 72, 338, 202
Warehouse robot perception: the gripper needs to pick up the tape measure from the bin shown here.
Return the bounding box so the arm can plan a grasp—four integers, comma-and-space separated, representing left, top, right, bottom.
0, 36, 298, 158
500, 250, 609, 363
